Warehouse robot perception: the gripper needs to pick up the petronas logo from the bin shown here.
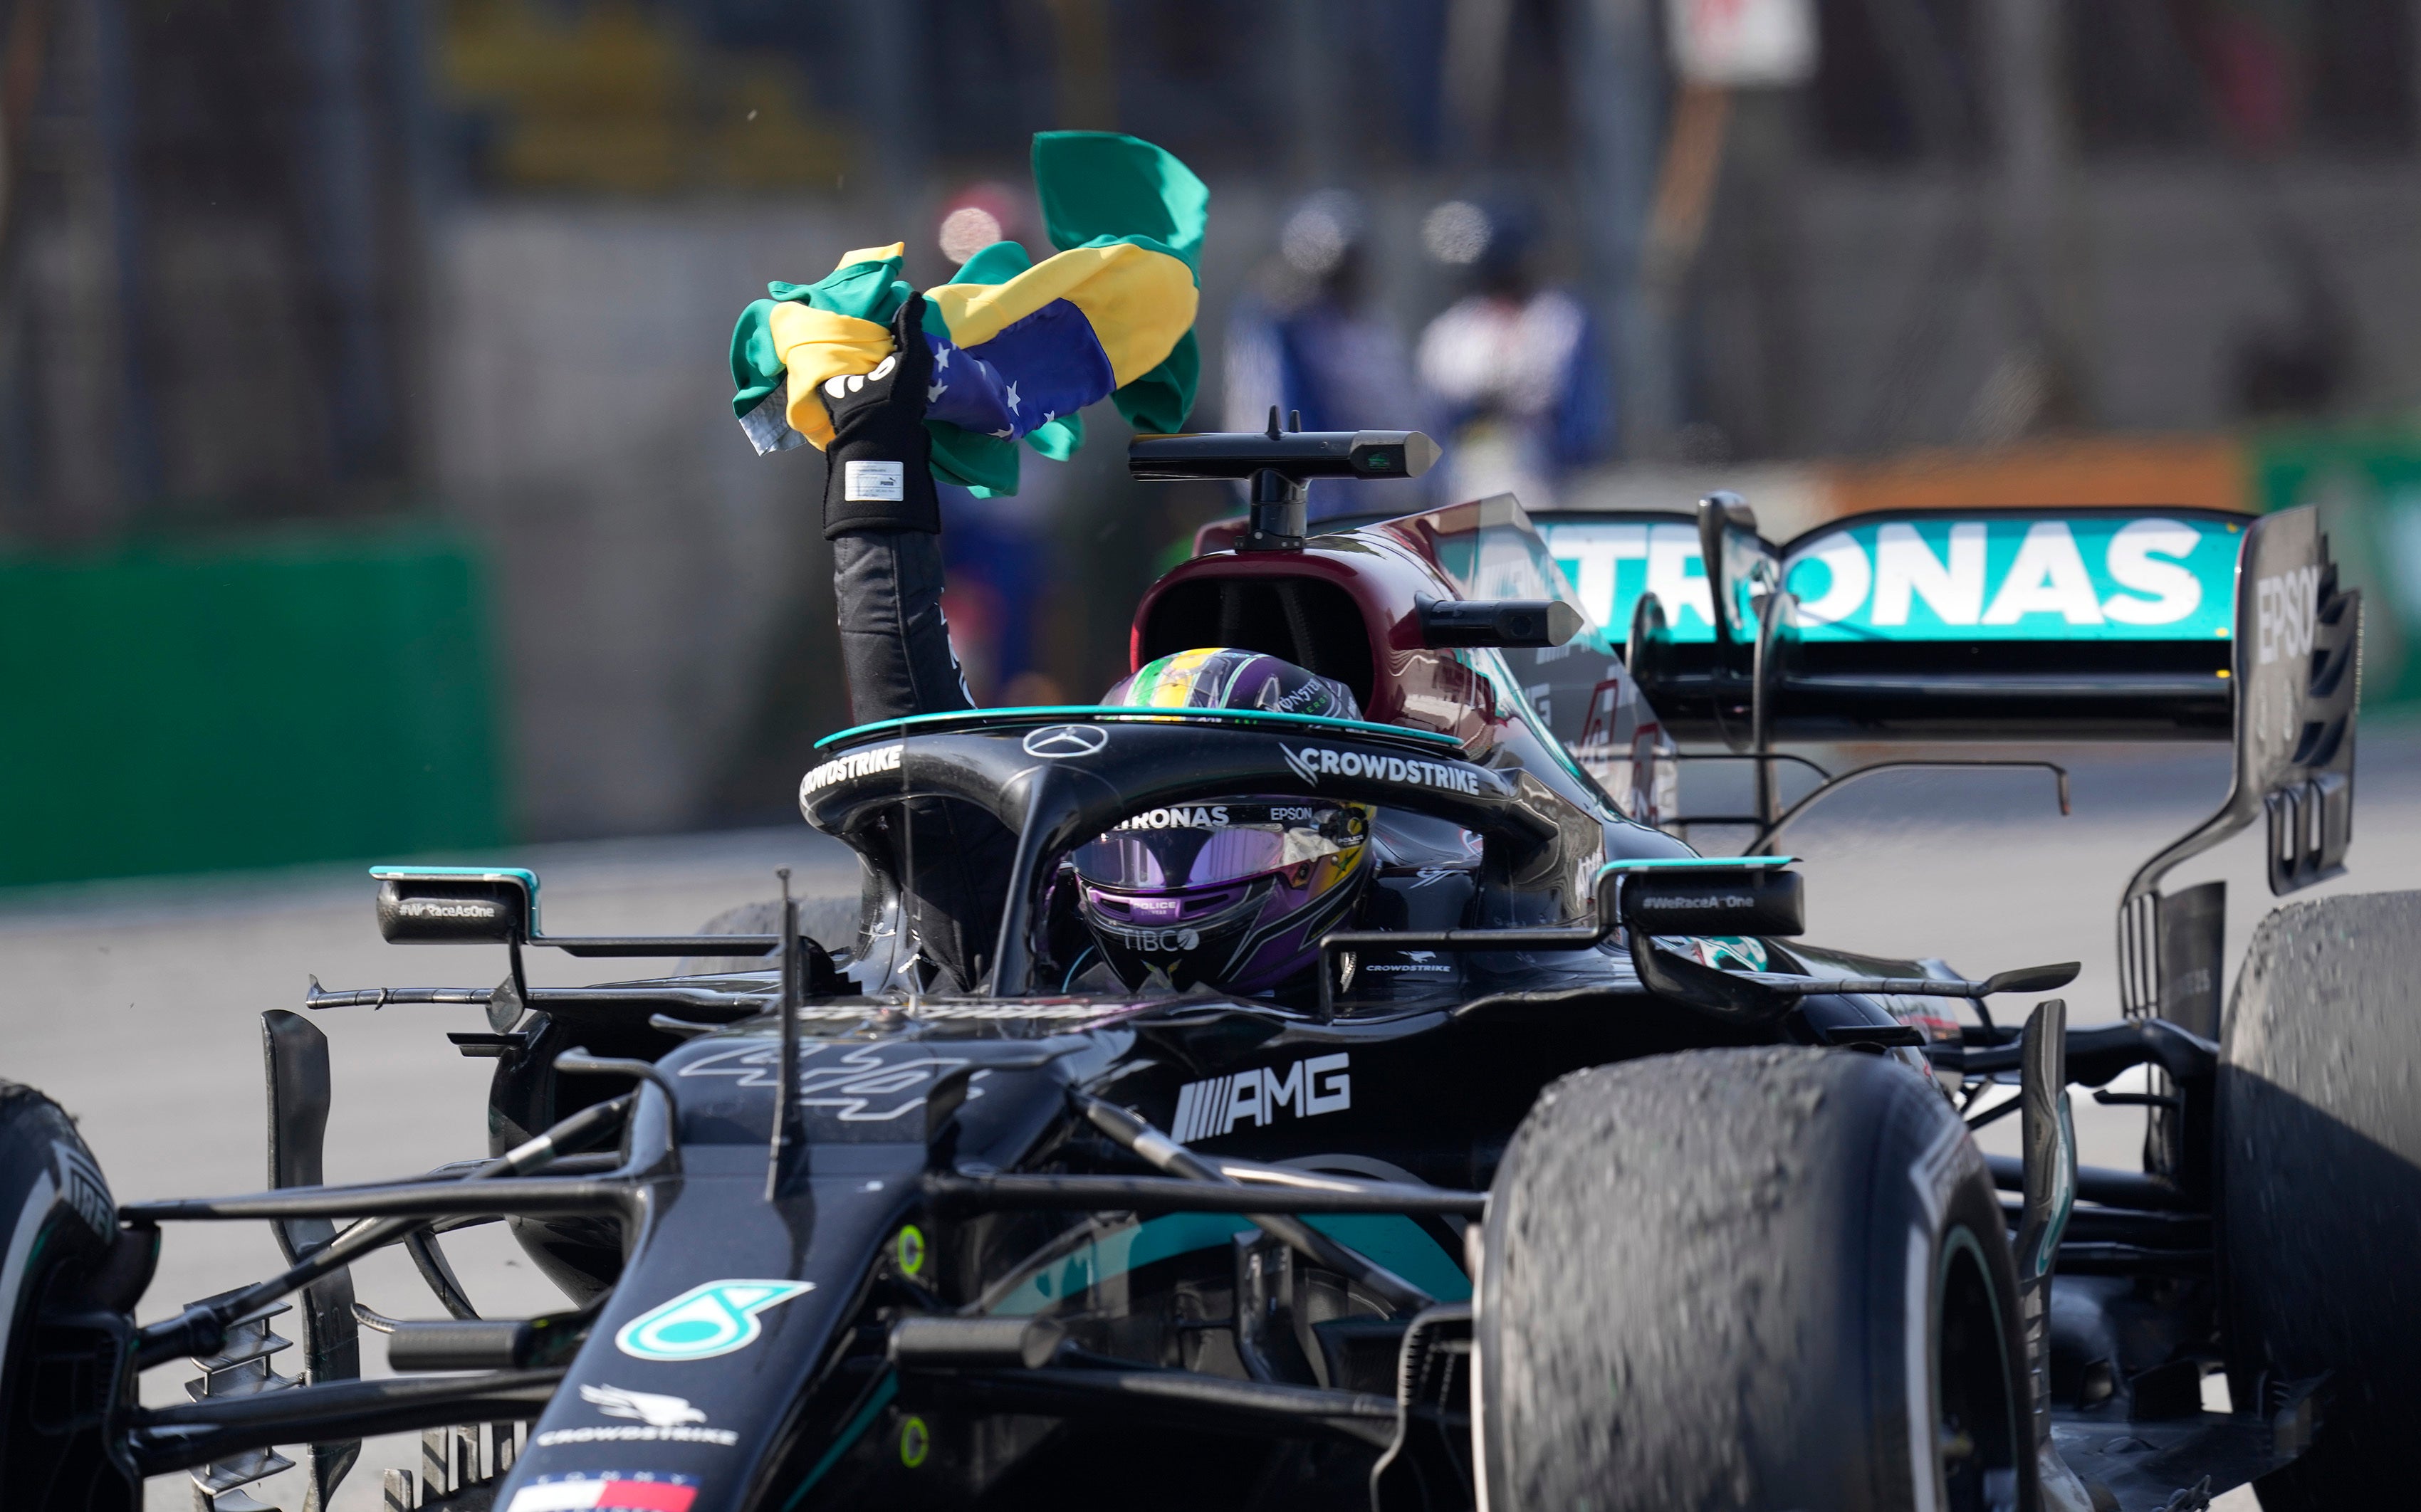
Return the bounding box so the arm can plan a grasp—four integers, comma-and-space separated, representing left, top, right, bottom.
615, 1279, 814, 1362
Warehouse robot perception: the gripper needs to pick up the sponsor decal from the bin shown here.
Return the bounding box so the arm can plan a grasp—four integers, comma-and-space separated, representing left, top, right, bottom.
1097, 923, 1201, 953
800, 743, 904, 797
1542, 515, 2244, 644
616, 1280, 812, 1363
1540, 520, 1715, 640
506, 1473, 698, 1512
51, 1142, 112, 1240
675, 1043, 978, 1123
1631, 889, 1762, 916
1779, 516, 2237, 643
2255, 565, 2321, 665
1277, 744, 1483, 796
1365, 948, 1450, 975
1171, 1054, 1351, 1143
1022, 723, 1109, 758
395, 898, 505, 920
1114, 804, 1230, 831
532, 1386, 737, 1449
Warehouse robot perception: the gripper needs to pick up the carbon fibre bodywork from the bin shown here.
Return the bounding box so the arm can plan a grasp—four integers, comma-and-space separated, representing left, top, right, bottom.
41, 483, 2364, 1512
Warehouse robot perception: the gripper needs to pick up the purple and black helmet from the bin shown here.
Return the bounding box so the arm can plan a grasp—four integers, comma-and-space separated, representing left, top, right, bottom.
1072, 649, 1376, 994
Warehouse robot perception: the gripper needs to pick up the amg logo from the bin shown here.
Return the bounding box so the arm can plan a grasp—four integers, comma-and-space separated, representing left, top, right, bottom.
800, 743, 904, 797
1171, 1054, 1351, 1143
1277, 745, 1482, 796
2256, 567, 2320, 666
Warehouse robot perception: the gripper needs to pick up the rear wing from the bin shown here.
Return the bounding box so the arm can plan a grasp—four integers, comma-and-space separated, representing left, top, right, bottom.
1542, 498, 2346, 742
1573, 503, 2247, 740
1542, 493, 2361, 999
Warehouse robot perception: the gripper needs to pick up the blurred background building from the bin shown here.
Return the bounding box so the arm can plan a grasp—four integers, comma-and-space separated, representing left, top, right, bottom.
6, 0, 2421, 884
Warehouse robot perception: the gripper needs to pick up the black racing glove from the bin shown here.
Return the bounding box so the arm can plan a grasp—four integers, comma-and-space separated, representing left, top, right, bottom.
818, 291, 941, 539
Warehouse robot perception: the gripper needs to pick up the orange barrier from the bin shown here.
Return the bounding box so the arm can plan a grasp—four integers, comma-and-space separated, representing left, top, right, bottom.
1818, 434, 2249, 520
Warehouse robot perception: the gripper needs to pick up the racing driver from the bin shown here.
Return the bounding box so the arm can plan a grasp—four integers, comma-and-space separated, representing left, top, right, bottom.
812, 292, 1416, 1003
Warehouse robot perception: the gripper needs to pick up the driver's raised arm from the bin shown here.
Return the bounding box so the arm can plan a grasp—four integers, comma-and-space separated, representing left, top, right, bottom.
815, 291, 976, 724
725, 131, 1208, 991
802, 290, 1013, 989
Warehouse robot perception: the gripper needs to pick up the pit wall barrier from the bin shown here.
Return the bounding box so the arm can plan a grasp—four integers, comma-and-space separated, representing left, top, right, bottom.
0, 522, 508, 888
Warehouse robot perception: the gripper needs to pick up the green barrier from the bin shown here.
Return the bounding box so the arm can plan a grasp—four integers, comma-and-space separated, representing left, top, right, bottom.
2251, 426, 2421, 705
0, 523, 508, 887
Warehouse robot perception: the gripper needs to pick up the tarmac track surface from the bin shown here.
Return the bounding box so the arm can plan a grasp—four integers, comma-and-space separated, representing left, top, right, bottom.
11, 732, 2421, 1509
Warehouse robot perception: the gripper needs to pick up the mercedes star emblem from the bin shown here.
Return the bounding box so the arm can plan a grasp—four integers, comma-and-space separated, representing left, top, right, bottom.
1023, 724, 1109, 758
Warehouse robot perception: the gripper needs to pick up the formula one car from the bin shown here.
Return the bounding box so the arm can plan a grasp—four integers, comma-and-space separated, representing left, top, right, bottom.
2, 430, 2405, 1512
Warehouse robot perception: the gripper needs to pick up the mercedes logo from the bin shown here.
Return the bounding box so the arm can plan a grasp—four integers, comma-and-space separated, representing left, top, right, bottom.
1023, 724, 1109, 758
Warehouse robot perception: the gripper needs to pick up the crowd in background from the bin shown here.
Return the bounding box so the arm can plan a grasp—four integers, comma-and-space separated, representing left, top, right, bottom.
943, 182, 1613, 703
10, 0, 2421, 871
1223, 190, 1604, 520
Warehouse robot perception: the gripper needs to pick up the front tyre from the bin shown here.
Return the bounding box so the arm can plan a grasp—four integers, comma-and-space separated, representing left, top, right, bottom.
0, 1082, 142, 1508
1478, 1046, 2030, 1512
676, 889, 863, 977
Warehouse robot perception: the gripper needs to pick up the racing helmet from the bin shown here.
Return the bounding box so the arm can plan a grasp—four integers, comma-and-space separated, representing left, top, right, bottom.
1071, 649, 1376, 994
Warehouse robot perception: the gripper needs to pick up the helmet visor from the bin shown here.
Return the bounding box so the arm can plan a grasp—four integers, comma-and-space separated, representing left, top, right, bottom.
1070, 801, 1367, 890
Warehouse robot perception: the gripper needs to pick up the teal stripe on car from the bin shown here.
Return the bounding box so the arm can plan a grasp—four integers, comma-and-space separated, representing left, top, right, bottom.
988, 1211, 1469, 1317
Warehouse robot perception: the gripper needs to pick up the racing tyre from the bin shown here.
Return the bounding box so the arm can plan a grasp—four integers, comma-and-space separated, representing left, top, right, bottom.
1478, 1046, 2031, 1512
2219, 892, 2421, 1510
0, 1081, 142, 1508
676, 886, 862, 976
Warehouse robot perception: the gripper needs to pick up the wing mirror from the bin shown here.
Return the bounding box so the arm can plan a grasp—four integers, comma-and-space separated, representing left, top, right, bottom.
1618, 865, 1804, 937
372, 866, 538, 944
1419, 597, 1584, 649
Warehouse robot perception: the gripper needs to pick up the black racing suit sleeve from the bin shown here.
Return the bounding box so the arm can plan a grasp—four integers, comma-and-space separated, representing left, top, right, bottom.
819, 294, 1017, 992
831, 530, 973, 722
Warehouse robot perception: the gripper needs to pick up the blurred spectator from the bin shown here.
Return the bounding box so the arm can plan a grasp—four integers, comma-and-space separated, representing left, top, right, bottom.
940, 483, 1065, 705
1223, 191, 1425, 522
1416, 196, 1609, 510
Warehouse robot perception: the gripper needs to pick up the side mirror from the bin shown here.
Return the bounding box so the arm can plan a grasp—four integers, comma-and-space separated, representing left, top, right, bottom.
372, 866, 538, 945
1420, 597, 1584, 649
1619, 866, 1804, 938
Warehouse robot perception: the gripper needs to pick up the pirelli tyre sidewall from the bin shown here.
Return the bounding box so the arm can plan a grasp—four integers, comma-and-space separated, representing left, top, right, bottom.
0, 1081, 135, 1506
2219, 892, 2421, 1510
1477, 1046, 2032, 1512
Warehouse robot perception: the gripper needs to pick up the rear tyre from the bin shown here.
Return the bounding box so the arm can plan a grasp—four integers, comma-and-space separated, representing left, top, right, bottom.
1478, 1046, 2030, 1512
0, 1082, 142, 1508
2219, 892, 2421, 1510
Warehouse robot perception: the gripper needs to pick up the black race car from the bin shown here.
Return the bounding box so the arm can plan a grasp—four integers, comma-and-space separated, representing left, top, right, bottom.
1, 434, 2405, 1512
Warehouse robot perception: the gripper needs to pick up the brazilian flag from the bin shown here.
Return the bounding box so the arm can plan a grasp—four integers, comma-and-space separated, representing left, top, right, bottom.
729, 131, 1208, 497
